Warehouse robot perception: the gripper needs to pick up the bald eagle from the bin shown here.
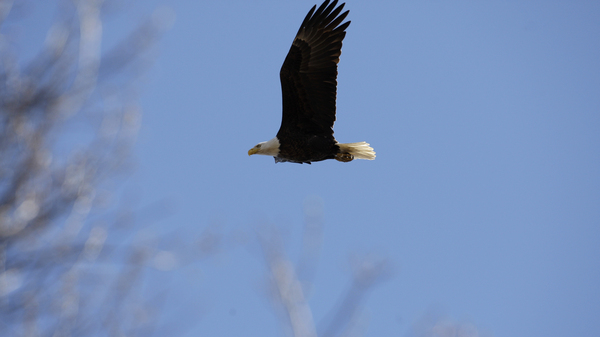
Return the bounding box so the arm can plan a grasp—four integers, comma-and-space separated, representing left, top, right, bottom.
248, 0, 375, 164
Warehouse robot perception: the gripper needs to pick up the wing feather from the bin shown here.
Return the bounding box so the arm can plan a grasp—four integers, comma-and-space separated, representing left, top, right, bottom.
277, 0, 350, 139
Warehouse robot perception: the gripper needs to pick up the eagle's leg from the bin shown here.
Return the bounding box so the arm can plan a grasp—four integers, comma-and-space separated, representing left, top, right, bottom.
335, 152, 354, 162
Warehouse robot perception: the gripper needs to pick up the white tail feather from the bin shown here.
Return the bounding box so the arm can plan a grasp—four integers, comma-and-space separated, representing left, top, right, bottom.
338, 142, 376, 160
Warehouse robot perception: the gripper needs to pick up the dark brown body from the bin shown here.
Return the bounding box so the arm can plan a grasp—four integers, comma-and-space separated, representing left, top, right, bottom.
275, 134, 341, 164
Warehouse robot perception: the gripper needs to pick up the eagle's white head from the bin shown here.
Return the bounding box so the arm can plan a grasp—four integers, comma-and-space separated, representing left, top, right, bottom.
248, 137, 280, 156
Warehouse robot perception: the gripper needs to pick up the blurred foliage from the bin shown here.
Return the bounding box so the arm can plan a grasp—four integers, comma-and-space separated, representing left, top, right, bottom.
0, 0, 170, 335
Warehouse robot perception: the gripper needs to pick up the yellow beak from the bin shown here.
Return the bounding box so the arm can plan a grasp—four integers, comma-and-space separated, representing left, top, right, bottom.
248, 147, 259, 156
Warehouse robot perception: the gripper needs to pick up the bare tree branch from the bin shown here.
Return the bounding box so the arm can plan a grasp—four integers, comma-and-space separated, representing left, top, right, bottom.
259, 198, 390, 337
0, 1, 171, 335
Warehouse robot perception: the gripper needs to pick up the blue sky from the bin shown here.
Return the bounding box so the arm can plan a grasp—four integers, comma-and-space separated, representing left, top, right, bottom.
15, 1, 600, 336
140, 1, 600, 336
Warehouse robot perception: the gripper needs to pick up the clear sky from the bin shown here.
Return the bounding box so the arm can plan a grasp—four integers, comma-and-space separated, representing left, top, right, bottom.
18, 1, 600, 336
140, 1, 600, 336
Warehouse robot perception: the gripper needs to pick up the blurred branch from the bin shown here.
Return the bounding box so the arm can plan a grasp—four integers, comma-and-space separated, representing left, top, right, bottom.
320, 254, 390, 337
259, 225, 318, 337
0, 1, 171, 335
409, 309, 493, 337
258, 198, 390, 337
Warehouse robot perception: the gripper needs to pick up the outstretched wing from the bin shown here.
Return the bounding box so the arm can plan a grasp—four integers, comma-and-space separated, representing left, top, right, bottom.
277, 0, 350, 139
